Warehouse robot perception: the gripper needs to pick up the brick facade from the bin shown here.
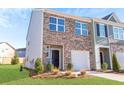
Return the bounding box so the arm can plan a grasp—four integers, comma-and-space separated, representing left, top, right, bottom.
110, 43, 124, 54
42, 12, 95, 70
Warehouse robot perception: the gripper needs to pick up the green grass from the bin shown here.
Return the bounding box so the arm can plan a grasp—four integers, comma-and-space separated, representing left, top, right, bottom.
0, 64, 29, 84
0, 65, 124, 85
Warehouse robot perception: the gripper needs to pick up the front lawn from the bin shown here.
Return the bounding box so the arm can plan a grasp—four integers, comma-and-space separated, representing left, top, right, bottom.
0, 65, 124, 85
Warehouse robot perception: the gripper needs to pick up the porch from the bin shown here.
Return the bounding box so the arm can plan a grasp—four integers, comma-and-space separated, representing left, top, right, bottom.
95, 46, 112, 70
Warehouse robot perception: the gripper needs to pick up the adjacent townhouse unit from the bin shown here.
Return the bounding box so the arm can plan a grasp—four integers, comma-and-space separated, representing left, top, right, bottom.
16, 48, 26, 63
92, 13, 124, 70
25, 9, 124, 71
0, 42, 15, 64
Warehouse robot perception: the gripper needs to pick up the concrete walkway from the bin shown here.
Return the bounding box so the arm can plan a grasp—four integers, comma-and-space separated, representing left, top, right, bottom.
87, 71, 124, 82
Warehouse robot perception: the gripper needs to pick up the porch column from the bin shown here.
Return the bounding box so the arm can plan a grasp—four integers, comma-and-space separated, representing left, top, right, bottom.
106, 24, 113, 70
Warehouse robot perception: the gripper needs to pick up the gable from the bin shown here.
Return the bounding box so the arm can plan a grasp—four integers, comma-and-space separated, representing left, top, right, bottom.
102, 13, 120, 23
109, 16, 117, 22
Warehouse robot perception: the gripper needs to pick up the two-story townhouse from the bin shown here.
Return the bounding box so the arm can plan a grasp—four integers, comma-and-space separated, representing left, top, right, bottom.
25, 9, 124, 71
25, 9, 95, 71
92, 13, 124, 70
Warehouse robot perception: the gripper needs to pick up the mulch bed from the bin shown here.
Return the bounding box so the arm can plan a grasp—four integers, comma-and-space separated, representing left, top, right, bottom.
31, 72, 94, 79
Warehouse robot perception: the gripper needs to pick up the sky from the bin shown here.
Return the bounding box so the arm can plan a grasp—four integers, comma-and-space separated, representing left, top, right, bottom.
0, 8, 124, 49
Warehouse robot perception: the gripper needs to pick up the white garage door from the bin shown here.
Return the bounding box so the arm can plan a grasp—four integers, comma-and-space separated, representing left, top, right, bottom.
116, 52, 124, 69
71, 50, 90, 71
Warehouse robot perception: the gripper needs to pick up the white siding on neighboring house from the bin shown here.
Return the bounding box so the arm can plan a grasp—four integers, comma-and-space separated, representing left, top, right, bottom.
0, 43, 15, 64
25, 9, 44, 69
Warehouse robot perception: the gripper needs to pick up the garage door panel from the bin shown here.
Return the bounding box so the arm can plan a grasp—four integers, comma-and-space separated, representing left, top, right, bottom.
71, 50, 90, 71
116, 52, 124, 69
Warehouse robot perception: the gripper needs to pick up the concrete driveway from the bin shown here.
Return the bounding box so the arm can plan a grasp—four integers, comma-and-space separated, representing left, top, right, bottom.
87, 71, 124, 82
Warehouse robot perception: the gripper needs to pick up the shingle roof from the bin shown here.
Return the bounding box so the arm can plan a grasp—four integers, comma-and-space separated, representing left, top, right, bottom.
102, 13, 113, 20
0, 42, 15, 50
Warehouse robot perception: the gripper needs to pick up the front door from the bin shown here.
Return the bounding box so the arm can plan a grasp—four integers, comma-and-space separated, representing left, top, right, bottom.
100, 52, 104, 68
52, 50, 59, 68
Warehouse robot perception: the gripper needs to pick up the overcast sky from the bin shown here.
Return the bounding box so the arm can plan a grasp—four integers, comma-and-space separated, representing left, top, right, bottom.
0, 8, 124, 48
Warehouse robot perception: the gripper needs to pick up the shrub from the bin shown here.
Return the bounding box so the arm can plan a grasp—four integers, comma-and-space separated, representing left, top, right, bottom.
112, 53, 120, 72
67, 63, 73, 71
52, 68, 60, 75
20, 64, 23, 72
35, 58, 44, 74
65, 71, 72, 76
46, 63, 54, 72
80, 70, 86, 76
11, 54, 19, 65
102, 63, 108, 71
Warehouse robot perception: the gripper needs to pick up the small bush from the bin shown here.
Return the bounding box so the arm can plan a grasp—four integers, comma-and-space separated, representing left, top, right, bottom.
11, 54, 19, 65
80, 70, 86, 76
20, 64, 23, 72
46, 63, 54, 72
52, 68, 60, 75
65, 71, 72, 76
35, 58, 44, 74
67, 63, 73, 71
102, 63, 108, 71
112, 53, 120, 72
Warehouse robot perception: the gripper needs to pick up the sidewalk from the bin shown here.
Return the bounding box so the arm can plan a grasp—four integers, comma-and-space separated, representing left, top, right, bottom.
87, 71, 124, 82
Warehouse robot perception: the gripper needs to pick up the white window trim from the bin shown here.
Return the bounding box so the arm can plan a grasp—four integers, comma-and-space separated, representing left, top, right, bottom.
82, 23, 88, 36
113, 27, 118, 40
58, 18, 65, 32
99, 23, 106, 38
49, 16, 57, 31
49, 16, 65, 32
75, 21, 88, 36
113, 27, 124, 40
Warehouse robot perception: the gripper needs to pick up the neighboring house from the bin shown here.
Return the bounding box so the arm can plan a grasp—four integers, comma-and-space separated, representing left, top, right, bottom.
16, 48, 26, 63
0, 42, 15, 64
93, 12, 124, 70
25, 9, 124, 71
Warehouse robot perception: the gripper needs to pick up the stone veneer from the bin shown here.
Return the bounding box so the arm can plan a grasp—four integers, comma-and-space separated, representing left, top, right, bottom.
110, 43, 124, 54
43, 12, 95, 70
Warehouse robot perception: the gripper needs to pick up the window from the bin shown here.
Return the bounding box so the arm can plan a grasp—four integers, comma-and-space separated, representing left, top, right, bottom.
75, 22, 81, 35
113, 27, 118, 39
113, 27, 124, 40
49, 17, 65, 32
75, 21, 88, 36
58, 18, 65, 32
49, 17, 56, 31
119, 28, 124, 40
82, 23, 88, 36
99, 24, 106, 37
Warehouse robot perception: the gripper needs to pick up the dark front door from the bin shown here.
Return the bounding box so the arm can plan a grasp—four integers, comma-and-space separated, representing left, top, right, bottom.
100, 52, 104, 68
52, 50, 59, 68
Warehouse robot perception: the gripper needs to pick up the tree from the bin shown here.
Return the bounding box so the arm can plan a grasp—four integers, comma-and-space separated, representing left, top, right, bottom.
112, 53, 120, 72
11, 54, 19, 65
35, 58, 44, 74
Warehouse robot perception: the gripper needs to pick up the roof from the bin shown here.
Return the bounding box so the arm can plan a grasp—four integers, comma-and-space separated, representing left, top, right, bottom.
0, 42, 15, 50
102, 13, 113, 20
102, 12, 121, 23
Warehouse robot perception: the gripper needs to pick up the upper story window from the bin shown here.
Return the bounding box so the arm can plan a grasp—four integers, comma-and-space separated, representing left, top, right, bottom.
58, 18, 65, 32
49, 16, 65, 32
75, 21, 88, 36
113, 27, 124, 40
96, 23, 108, 37
49, 17, 57, 31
